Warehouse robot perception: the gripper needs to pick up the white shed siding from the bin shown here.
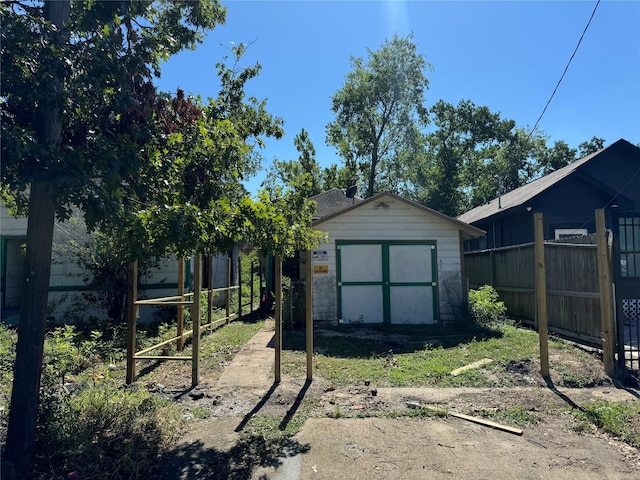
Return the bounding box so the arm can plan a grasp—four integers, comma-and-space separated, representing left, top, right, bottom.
312, 195, 465, 324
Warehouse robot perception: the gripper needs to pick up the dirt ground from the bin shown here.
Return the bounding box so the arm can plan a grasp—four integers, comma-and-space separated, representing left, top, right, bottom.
154, 325, 640, 480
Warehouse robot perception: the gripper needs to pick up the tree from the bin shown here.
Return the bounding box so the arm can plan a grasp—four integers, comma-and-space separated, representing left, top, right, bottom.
263, 129, 323, 198
326, 34, 431, 197
578, 136, 606, 157
537, 140, 577, 175
1, 0, 225, 464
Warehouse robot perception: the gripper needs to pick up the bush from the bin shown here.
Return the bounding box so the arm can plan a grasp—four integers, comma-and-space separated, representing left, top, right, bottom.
468, 285, 506, 326
36, 382, 183, 479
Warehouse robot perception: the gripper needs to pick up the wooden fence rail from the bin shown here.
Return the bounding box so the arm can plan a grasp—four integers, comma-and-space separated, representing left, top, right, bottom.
126, 254, 254, 385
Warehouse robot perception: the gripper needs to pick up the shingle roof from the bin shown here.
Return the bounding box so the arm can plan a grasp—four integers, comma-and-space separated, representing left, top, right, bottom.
313, 191, 485, 239
457, 138, 637, 224
309, 188, 363, 220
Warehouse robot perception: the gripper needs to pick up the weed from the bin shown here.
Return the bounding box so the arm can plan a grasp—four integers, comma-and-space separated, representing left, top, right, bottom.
572, 401, 640, 447
329, 406, 344, 418
190, 406, 211, 419
35, 382, 182, 479
485, 407, 541, 427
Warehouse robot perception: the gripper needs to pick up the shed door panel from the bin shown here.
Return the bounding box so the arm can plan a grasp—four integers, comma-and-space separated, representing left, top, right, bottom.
338, 244, 384, 324
388, 244, 435, 324
390, 286, 434, 323
338, 242, 437, 325
340, 244, 382, 282
340, 285, 384, 323
389, 244, 432, 282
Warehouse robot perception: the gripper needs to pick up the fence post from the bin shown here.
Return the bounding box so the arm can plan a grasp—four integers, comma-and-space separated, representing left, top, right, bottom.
250, 261, 254, 313
596, 209, 615, 376
238, 253, 242, 319
126, 260, 138, 384
191, 254, 201, 388
207, 255, 213, 331
534, 213, 550, 378
306, 249, 314, 380
275, 255, 282, 383
226, 256, 231, 323
177, 257, 185, 351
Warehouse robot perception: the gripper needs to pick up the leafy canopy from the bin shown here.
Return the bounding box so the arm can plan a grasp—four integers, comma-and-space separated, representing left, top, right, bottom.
326, 34, 431, 198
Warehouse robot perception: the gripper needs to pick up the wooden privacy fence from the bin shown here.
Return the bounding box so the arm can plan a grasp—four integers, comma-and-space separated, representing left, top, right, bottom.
126, 255, 249, 385
465, 213, 612, 349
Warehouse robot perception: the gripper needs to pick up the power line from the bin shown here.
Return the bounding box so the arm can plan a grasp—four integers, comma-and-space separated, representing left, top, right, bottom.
528, 0, 601, 138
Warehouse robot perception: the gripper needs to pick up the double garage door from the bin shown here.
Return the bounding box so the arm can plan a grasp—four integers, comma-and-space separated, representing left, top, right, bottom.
337, 241, 438, 324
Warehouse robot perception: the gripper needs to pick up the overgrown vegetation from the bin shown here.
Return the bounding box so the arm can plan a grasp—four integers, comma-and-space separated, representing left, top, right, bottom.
468, 285, 507, 326
0, 317, 264, 479
2, 316, 639, 477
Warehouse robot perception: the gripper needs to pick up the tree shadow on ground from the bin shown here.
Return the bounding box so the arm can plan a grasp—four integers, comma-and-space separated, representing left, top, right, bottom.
282, 324, 504, 358
157, 435, 310, 480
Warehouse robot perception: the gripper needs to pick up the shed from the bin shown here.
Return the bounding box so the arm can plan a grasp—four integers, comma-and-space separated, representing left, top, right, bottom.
308, 191, 484, 325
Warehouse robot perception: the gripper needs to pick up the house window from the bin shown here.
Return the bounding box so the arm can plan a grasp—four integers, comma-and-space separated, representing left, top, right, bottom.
619, 217, 640, 277
554, 228, 588, 240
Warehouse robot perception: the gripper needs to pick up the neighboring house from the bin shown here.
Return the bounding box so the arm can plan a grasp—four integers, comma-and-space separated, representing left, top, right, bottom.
457, 138, 640, 322
0, 203, 236, 324
458, 139, 639, 249
305, 190, 484, 325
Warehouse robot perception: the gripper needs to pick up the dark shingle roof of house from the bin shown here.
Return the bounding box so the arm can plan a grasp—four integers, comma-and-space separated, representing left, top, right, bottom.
457, 138, 638, 225
309, 188, 363, 220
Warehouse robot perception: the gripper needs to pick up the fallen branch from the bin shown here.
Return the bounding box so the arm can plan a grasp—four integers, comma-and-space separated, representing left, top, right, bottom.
406, 401, 523, 436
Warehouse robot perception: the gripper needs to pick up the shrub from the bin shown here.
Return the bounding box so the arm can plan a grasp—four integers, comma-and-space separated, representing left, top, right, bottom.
468, 285, 506, 326
36, 382, 183, 479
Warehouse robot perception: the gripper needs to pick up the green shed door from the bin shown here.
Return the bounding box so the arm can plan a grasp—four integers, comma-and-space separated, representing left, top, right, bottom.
337, 241, 437, 325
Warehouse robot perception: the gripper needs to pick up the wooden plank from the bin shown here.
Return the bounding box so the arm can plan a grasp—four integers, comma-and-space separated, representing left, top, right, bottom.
406, 402, 523, 436
133, 356, 192, 361
534, 213, 550, 377
135, 334, 183, 357
135, 300, 193, 306
547, 290, 599, 299
136, 296, 182, 304
183, 285, 239, 296
596, 209, 615, 377
494, 286, 534, 294
450, 358, 493, 376
126, 260, 138, 384
201, 317, 231, 330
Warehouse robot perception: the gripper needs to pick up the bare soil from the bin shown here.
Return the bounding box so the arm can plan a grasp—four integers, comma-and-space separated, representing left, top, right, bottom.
149, 323, 640, 480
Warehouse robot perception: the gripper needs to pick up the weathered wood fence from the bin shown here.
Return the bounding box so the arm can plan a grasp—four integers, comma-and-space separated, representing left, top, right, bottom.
465, 223, 607, 347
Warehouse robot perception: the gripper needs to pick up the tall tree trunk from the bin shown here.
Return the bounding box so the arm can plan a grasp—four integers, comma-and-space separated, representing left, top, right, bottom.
4, 0, 70, 466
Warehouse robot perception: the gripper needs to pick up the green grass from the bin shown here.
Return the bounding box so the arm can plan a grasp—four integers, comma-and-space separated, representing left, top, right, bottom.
200, 320, 265, 356
285, 324, 549, 387
572, 400, 640, 446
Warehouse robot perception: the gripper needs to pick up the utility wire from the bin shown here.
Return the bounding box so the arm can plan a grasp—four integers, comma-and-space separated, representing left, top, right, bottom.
528, 0, 601, 138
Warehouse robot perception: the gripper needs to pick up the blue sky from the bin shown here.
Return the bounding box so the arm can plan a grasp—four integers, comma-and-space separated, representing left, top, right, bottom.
156, 1, 640, 194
